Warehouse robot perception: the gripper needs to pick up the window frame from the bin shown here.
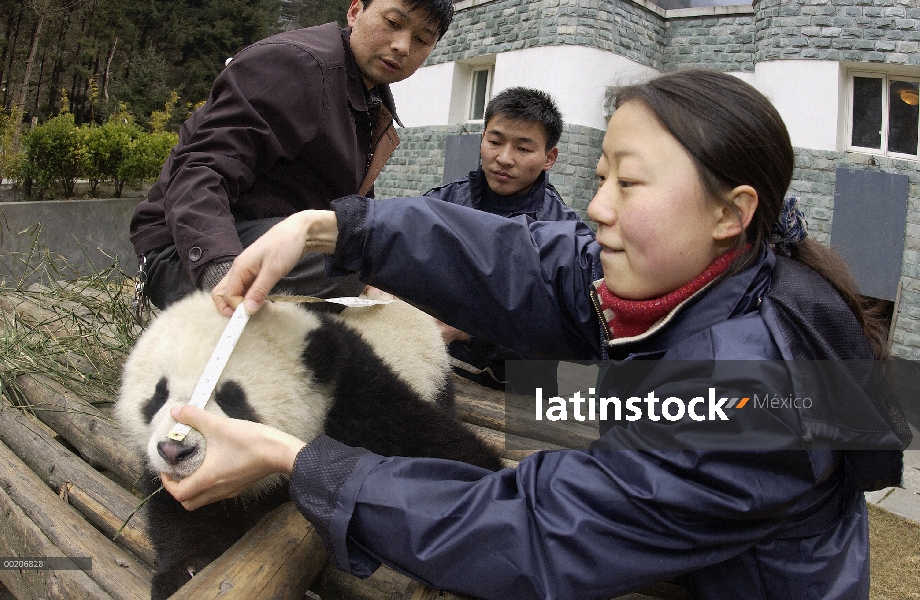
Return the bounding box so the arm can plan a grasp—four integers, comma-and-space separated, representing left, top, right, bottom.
467, 65, 494, 123
847, 71, 920, 160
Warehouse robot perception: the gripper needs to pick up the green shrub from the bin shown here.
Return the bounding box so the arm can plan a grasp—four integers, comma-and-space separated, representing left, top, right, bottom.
83, 118, 142, 196
118, 131, 178, 187
21, 113, 87, 199
0, 107, 22, 183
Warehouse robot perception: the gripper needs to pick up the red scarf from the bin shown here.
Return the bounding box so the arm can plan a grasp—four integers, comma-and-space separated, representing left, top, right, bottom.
595, 248, 744, 339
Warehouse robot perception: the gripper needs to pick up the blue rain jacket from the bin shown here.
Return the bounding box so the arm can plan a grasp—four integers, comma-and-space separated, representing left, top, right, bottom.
289, 196, 906, 600
424, 167, 585, 223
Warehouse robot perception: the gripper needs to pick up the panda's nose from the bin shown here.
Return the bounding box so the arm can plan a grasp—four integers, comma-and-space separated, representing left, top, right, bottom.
157, 439, 197, 465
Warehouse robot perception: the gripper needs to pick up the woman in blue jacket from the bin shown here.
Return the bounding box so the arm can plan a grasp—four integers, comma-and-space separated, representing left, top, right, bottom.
164, 69, 908, 599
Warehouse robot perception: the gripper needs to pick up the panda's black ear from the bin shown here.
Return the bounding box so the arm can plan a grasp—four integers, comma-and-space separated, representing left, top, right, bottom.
142, 377, 170, 423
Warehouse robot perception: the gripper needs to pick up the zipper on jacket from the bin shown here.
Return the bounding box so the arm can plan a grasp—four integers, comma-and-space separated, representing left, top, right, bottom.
590, 286, 611, 347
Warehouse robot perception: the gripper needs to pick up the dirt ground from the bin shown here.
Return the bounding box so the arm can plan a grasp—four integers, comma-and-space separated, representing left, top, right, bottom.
870, 503, 920, 599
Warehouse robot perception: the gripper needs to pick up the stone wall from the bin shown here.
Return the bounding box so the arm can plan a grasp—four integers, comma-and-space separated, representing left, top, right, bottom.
753, 0, 920, 65
425, 0, 668, 71
375, 124, 604, 217
663, 11, 757, 71
790, 149, 920, 360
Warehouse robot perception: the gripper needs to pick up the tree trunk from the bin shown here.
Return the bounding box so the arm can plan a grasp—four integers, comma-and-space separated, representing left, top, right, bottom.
102, 36, 116, 102
12, 13, 42, 150
2, 7, 23, 108
32, 47, 45, 117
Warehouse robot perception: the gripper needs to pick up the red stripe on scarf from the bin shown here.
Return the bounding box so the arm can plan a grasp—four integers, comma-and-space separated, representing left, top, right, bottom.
596, 247, 745, 339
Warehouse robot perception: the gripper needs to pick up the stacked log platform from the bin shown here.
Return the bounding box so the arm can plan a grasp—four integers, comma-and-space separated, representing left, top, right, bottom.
0, 285, 689, 600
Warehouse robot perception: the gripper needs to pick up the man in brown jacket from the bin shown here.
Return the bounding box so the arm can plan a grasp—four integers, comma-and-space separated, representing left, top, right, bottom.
130, 0, 453, 309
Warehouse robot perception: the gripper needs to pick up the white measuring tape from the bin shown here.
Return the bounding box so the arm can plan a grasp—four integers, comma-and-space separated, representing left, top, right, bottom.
166, 295, 392, 442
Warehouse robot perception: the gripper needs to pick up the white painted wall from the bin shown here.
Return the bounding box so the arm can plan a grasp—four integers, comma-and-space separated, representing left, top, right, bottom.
389, 61, 455, 127
753, 60, 841, 152
493, 46, 658, 130
391, 46, 657, 130
391, 52, 842, 154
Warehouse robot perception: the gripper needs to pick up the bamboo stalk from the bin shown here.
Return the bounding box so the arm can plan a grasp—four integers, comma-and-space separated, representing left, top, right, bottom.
1, 289, 126, 372
0, 439, 152, 600
0, 399, 155, 566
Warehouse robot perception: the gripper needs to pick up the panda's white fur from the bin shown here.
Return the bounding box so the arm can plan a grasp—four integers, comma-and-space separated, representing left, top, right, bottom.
116, 292, 501, 600
117, 292, 450, 489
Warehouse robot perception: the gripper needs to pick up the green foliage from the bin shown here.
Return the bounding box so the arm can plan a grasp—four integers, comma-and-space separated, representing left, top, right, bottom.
83, 117, 143, 196
297, 0, 351, 27
13, 100, 176, 199
0, 107, 23, 182
149, 91, 180, 134
108, 47, 173, 128
117, 131, 178, 188
21, 112, 88, 199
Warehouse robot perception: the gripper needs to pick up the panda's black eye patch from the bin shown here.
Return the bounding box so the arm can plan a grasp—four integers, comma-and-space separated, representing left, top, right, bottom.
142, 377, 170, 424
214, 380, 261, 422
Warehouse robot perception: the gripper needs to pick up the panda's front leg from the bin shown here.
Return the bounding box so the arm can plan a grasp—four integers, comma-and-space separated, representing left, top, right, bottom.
144, 475, 245, 600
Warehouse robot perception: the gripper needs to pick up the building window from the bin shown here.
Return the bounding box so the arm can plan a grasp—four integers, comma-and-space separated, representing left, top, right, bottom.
468, 66, 493, 121
848, 72, 919, 158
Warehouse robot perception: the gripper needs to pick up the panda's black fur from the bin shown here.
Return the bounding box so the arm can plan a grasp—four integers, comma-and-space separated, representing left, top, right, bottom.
117, 293, 502, 599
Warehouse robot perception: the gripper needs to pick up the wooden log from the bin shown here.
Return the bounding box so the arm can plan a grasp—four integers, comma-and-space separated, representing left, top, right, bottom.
170, 502, 326, 600
312, 564, 476, 600
630, 583, 694, 600
0, 485, 113, 600
453, 376, 600, 450
461, 421, 553, 463
0, 440, 152, 600
0, 400, 155, 566
13, 373, 144, 487
314, 561, 686, 600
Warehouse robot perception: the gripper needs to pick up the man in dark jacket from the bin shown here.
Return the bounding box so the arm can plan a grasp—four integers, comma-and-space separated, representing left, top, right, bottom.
428, 87, 589, 393
129, 0, 454, 309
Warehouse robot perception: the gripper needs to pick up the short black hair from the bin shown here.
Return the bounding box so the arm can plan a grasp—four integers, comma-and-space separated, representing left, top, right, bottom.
362, 0, 454, 40
483, 87, 563, 149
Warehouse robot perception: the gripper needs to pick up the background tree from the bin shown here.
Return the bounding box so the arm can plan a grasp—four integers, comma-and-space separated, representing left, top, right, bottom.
1, 0, 282, 131
294, 0, 351, 27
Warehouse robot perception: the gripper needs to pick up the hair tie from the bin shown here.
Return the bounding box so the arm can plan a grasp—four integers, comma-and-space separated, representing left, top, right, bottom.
770, 196, 808, 255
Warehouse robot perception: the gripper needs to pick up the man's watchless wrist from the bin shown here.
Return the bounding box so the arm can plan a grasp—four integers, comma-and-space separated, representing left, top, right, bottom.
199, 261, 233, 290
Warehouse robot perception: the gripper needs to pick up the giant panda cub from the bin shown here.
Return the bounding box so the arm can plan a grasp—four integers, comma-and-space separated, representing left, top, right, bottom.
116, 292, 503, 600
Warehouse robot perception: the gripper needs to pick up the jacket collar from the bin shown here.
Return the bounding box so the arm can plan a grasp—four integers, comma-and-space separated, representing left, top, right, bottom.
604, 246, 775, 359
340, 28, 403, 126
468, 167, 548, 217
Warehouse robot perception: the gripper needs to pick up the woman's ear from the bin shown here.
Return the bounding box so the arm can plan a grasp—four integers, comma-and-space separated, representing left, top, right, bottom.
713, 185, 758, 242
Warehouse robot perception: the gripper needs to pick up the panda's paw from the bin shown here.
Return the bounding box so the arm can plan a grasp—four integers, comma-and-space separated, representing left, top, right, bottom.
150, 567, 193, 600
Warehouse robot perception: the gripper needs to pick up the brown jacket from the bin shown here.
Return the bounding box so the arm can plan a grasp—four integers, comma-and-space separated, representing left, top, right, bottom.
130, 23, 400, 284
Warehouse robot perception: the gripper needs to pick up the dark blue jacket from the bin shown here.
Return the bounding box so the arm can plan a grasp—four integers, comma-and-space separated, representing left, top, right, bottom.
425, 167, 591, 387
424, 167, 585, 224
289, 196, 907, 600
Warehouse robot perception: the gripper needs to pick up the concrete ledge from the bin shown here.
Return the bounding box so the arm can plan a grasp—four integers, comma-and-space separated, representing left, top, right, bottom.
0, 198, 139, 285
868, 487, 920, 525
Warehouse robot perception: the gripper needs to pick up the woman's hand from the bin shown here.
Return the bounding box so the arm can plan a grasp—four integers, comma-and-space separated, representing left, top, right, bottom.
212, 210, 340, 316
160, 405, 305, 511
